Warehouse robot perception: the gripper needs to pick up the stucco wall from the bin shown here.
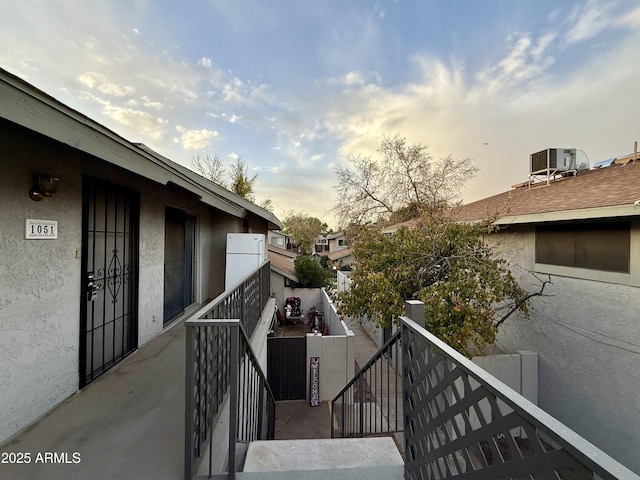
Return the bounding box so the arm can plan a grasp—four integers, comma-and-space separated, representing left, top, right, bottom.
306, 330, 355, 402
0, 141, 83, 446
282, 287, 323, 320
487, 225, 640, 474
0, 122, 248, 445
270, 271, 287, 316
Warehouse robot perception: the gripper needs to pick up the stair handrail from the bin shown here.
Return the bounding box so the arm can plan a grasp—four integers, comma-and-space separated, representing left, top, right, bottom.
331, 327, 403, 439
184, 260, 274, 480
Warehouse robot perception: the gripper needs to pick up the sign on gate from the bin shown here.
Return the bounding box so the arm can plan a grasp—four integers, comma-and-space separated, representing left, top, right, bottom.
309, 357, 320, 407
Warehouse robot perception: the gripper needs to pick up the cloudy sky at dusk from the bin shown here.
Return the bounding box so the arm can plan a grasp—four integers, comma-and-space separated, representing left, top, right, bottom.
2, 0, 639, 227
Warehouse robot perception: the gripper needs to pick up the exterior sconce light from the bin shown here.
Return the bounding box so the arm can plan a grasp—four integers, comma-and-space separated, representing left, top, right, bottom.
29, 174, 60, 201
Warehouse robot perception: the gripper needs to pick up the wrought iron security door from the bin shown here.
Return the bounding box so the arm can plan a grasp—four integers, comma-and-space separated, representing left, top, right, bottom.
80, 178, 139, 387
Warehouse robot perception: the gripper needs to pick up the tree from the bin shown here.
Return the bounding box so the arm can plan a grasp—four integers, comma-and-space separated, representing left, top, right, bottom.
294, 256, 328, 288
282, 212, 324, 255
259, 198, 274, 213
190, 153, 227, 186
190, 154, 259, 202
229, 158, 257, 201
333, 135, 478, 228
334, 213, 545, 357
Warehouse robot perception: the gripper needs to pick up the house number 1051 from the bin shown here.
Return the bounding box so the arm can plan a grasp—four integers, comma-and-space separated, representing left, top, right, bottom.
25, 219, 58, 239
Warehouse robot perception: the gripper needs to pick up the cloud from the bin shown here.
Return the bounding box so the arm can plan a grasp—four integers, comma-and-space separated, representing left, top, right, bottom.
327, 71, 367, 87
174, 126, 219, 150
566, 0, 613, 44
198, 57, 212, 68
617, 6, 640, 27
141, 96, 164, 110
78, 72, 136, 97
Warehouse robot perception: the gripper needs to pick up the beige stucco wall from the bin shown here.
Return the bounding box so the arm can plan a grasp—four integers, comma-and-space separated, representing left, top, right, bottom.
0, 120, 249, 445
486, 224, 640, 474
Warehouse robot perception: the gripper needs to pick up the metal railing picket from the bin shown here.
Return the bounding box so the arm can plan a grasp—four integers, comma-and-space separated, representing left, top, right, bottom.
400, 302, 640, 480
184, 261, 274, 480
331, 299, 639, 480
331, 329, 404, 441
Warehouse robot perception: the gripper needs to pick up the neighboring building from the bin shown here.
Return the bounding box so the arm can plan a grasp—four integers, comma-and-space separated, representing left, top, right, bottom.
327, 247, 354, 271
267, 245, 299, 315
327, 231, 348, 253
267, 229, 289, 249
0, 68, 281, 445
380, 219, 418, 235
314, 234, 330, 254
451, 154, 640, 474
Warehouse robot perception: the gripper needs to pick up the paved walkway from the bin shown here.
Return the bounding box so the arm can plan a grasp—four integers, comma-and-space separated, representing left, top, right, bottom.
342, 316, 383, 373
275, 400, 331, 440
0, 312, 396, 480
337, 317, 405, 453
0, 322, 186, 480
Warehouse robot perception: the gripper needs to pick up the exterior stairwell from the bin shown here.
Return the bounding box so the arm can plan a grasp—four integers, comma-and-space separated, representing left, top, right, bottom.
238, 437, 404, 480
184, 265, 639, 480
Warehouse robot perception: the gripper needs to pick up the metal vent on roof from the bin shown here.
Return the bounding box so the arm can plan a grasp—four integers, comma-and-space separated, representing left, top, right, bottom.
592, 157, 616, 169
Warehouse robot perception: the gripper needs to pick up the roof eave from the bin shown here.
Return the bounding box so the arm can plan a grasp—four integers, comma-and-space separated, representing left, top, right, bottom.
1, 68, 282, 228
493, 204, 640, 225
270, 265, 298, 283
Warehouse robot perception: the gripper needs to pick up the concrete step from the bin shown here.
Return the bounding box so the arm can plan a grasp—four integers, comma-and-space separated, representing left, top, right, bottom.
240, 437, 404, 479
237, 465, 404, 480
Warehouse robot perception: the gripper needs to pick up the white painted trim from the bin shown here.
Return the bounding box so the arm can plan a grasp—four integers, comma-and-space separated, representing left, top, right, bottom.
496, 204, 640, 225
534, 263, 635, 286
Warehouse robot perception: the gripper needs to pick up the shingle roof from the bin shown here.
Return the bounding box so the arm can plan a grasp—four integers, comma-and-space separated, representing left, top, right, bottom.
452, 159, 640, 223
267, 246, 297, 280
327, 247, 353, 261
268, 245, 297, 258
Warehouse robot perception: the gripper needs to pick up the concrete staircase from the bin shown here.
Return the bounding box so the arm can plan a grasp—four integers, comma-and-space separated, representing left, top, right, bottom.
238, 437, 404, 480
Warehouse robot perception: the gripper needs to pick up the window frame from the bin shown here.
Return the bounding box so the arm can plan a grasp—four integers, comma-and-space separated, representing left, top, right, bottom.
535, 221, 630, 274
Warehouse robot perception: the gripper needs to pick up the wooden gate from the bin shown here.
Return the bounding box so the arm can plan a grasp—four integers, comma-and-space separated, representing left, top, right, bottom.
267, 337, 307, 401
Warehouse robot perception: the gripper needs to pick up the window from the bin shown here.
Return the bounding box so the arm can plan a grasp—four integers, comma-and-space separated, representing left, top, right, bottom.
338, 239, 345, 247
535, 221, 630, 273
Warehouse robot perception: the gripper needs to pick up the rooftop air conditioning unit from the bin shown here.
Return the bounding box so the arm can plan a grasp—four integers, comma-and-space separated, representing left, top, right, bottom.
530, 148, 589, 175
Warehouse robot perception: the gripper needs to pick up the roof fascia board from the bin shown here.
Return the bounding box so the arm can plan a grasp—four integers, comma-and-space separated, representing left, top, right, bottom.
0, 70, 272, 222
495, 204, 640, 225
1, 71, 173, 185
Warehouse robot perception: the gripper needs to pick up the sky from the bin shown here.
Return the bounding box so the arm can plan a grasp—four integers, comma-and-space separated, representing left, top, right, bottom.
2, 0, 640, 228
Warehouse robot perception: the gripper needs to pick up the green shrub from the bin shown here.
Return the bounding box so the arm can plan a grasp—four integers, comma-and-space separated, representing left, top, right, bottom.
294, 255, 328, 288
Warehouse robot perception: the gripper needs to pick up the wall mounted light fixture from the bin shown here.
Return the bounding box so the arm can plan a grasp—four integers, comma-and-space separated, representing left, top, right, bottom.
29, 174, 60, 201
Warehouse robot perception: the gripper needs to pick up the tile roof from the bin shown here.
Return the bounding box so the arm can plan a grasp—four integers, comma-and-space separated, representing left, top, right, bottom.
451, 159, 640, 223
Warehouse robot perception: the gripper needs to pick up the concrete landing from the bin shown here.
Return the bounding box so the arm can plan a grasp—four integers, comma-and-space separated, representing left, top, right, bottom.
242, 437, 403, 473
237, 465, 405, 480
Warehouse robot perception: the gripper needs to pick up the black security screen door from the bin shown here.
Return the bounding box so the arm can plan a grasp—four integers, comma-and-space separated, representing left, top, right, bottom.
80, 178, 139, 387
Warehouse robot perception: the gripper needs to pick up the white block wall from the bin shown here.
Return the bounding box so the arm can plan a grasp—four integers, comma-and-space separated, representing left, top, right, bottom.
306, 331, 355, 402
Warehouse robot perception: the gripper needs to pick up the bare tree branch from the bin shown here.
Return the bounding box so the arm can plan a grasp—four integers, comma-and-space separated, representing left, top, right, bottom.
495, 274, 553, 327
190, 152, 226, 186
333, 135, 477, 227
